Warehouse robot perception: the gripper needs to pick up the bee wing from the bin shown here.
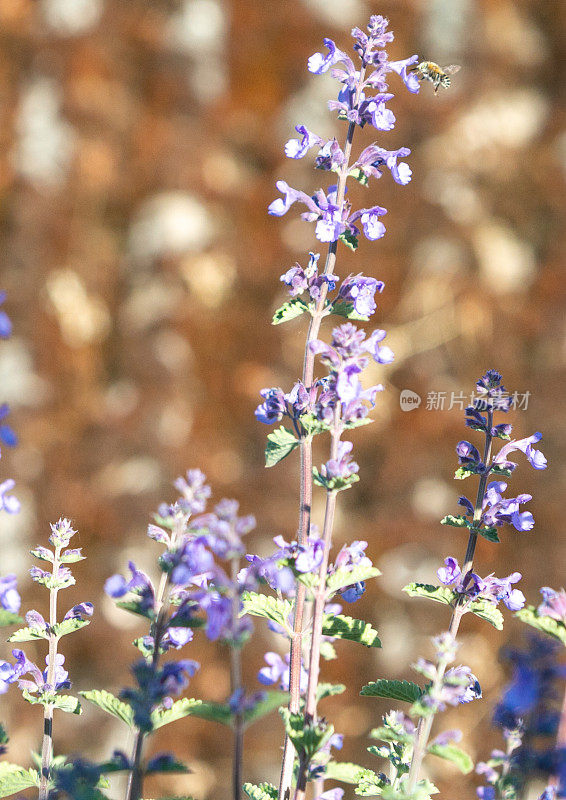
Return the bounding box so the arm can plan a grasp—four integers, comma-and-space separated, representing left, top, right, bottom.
442, 65, 461, 75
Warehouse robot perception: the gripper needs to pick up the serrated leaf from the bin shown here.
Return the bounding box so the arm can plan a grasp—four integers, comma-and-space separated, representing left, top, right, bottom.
330, 300, 369, 322
427, 743, 473, 773
0, 763, 40, 797
339, 230, 358, 251
298, 412, 330, 437
146, 757, 189, 775
403, 583, 456, 607
280, 709, 334, 759
515, 606, 566, 645
265, 426, 300, 468
322, 614, 381, 647
9, 625, 49, 642
344, 416, 374, 430
243, 690, 289, 727
317, 683, 346, 701
0, 610, 23, 628
440, 515, 471, 529
369, 726, 413, 745
241, 592, 293, 629
324, 761, 366, 784
490, 465, 513, 477
361, 679, 423, 704
327, 566, 381, 595
272, 297, 310, 326
468, 598, 504, 630
22, 690, 81, 714
53, 618, 91, 638
79, 690, 134, 727
243, 783, 278, 800
151, 698, 202, 730
354, 767, 386, 796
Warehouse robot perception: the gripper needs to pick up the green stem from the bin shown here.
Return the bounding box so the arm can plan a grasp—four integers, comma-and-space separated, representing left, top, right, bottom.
38, 545, 61, 800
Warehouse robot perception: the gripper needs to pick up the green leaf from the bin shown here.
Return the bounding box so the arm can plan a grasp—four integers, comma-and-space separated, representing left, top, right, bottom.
9, 625, 49, 642
280, 709, 334, 759
379, 780, 439, 800
403, 583, 456, 607
440, 515, 471, 529
330, 300, 370, 322
298, 412, 330, 437
59, 550, 86, 564
344, 416, 374, 430
476, 525, 500, 543
243, 690, 289, 727
339, 230, 358, 251
187, 702, 233, 726
52, 618, 91, 638
313, 466, 360, 492
361, 679, 423, 704
272, 297, 310, 326
30, 547, 54, 562
79, 690, 134, 727
348, 167, 369, 187
427, 743, 473, 774
454, 467, 474, 480
241, 592, 293, 630
151, 698, 202, 730
0, 610, 23, 628
265, 426, 300, 468
319, 640, 337, 660
146, 757, 190, 775
317, 683, 346, 701
468, 598, 504, 630
0, 764, 40, 797
516, 606, 566, 645
322, 614, 381, 648
243, 783, 278, 800
0, 724, 8, 747
21, 690, 81, 714
354, 767, 387, 796
115, 601, 154, 620
324, 761, 367, 784
327, 566, 381, 595
490, 464, 513, 477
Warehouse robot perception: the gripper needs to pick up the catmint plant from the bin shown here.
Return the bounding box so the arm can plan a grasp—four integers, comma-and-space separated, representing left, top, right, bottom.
357, 371, 547, 798
0, 519, 92, 799
251, 15, 419, 800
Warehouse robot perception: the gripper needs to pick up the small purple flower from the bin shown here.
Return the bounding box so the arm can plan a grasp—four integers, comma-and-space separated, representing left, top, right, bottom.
456, 440, 482, 469
494, 432, 547, 471
284, 125, 324, 159
0, 292, 12, 338
174, 469, 211, 514
538, 587, 566, 623
0, 405, 17, 447
63, 602, 94, 621
0, 660, 19, 694
308, 38, 352, 75
337, 274, 384, 318
0, 479, 20, 514
438, 557, 461, 586
387, 55, 420, 93
105, 562, 156, 612
0, 574, 20, 614
258, 651, 307, 693
320, 441, 359, 482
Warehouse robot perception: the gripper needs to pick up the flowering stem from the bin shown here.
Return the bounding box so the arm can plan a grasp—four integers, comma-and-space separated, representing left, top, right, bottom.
279, 75, 365, 800
39, 545, 61, 800
407, 412, 493, 791
230, 556, 244, 800
125, 531, 179, 800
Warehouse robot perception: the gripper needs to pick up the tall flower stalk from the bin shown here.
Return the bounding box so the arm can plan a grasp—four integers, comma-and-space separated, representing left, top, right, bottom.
255, 16, 420, 799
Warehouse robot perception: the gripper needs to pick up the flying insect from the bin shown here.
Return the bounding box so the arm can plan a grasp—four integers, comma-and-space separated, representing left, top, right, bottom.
411, 61, 461, 94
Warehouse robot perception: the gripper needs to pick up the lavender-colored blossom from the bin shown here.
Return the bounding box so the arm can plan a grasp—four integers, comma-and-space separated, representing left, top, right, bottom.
538, 587, 566, 623
272, 530, 325, 575
494, 432, 547, 472
174, 468, 211, 514
319, 441, 359, 482
105, 561, 156, 612
0, 404, 17, 447
355, 144, 412, 185
63, 602, 94, 621
337, 274, 384, 318
258, 651, 307, 693
241, 553, 296, 595
285, 125, 324, 159
0, 574, 20, 614
0, 660, 19, 694
307, 38, 351, 75
49, 517, 76, 547
387, 56, 420, 93
0, 478, 20, 514
14, 651, 71, 693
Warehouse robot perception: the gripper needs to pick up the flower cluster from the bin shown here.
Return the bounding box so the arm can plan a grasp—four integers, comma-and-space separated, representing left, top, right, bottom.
437, 556, 526, 612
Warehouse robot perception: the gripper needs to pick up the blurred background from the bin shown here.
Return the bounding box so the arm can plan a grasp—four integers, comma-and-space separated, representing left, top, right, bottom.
0, 0, 564, 797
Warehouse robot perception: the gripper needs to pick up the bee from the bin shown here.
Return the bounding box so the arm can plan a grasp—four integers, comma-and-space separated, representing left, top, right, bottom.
411, 61, 461, 94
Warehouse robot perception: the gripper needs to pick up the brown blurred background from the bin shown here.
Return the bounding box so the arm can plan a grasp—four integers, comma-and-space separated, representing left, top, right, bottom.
0, 0, 564, 797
